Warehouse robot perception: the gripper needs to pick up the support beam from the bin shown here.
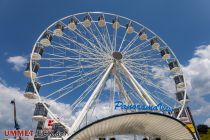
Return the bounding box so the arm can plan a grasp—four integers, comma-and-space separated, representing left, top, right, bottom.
68, 63, 114, 136
119, 63, 156, 106
113, 72, 133, 104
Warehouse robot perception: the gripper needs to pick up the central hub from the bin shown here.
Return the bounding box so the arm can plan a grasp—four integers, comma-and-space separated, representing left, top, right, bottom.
112, 52, 123, 60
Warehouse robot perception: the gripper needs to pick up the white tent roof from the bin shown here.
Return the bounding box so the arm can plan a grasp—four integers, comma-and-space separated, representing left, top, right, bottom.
68, 112, 195, 140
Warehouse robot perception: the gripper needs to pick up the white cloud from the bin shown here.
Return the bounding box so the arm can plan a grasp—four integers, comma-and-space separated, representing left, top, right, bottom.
204, 118, 210, 126
45, 100, 73, 125
0, 77, 117, 134
105, 78, 119, 92
0, 79, 73, 132
183, 45, 210, 96
7, 56, 28, 71
182, 45, 210, 117
0, 82, 34, 130
150, 44, 210, 123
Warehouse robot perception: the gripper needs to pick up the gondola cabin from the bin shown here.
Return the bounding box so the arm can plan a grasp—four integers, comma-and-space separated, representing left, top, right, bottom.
34, 121, 48, 140
32, 44, 44, 60
33, 102, 49, 122
24, 81, 40, 99
168, 60, 180, 73
98, 15, 106, 27
112, 17, 120, 29
49, 122, 67, 140
150, 38, 160, 50
36, 121, 44, 130
24, 61, 40, 79
83, 15, 91, 27
176, 91, 190, 104
68, 18, 77, 31
126, 21, 134, 34
160, 47, 171, 60
174, 75, 185, 89
139, 30, 148, 41
53, 23, 64, 37
40, 32, 52, 46
173, 107, 189, 121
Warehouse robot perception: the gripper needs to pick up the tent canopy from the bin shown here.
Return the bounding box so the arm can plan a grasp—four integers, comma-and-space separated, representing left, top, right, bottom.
68, 112, 195, 140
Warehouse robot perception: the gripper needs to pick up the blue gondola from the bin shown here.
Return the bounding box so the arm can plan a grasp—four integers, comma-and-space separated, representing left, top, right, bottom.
40, 32, 52, 46
24, 81, 40, 99
160, 47, 170, 60
24, 61, 40, 79
33, 102, 49, 121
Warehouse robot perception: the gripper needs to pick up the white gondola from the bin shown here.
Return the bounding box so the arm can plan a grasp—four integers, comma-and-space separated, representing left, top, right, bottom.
176, 91, 190, 104
139, 29, 148, 41
24, 81, 40, 99
49, 122, 67, 140
40, 32, 52, 46
53, 23, 64, 37
36, 121, 44, 130
126, 21, 134, 34
68, 18, 77, 31
168, 60, 180, 73
160, 47, 171, 60
34, 121, 48, 140
24, 61, 40, 79
150, 37, 160, 50
174, 75, 185, 89
98, 15, 106, 27
33, 102, 49, 122
83, 15, 91, 27
112, 17, 120, 29
32, 44, 44, 61
173, 107, 189, 121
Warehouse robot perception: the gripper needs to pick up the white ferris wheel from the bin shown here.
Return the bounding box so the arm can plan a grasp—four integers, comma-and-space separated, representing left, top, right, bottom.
23, 12, 191, 140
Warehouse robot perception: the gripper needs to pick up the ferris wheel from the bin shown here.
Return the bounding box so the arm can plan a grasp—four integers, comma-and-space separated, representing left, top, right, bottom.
23, 12, 190, 139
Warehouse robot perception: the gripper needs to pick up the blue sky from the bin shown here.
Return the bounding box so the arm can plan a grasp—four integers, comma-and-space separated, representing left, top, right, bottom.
1, 0, 210, 87
0, 0, 210, 134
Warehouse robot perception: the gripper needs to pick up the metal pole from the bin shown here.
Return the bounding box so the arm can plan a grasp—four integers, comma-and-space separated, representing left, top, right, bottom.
113, 72, 133, 104
119, 63, 156, 106
67, 63, 114, 136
